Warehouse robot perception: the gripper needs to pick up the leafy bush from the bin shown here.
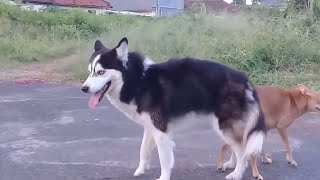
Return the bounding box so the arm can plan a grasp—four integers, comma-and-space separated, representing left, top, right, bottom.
1, 3, 319, 88
0, 3, 147, 38
0, 3, 147, 64
68, 10, 320, 88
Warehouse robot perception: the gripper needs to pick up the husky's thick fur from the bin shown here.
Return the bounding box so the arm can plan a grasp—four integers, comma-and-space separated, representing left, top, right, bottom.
81, 37, 266, 180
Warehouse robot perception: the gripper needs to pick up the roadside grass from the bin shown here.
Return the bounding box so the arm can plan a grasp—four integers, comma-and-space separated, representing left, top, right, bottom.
0, 3, 148, 67
64, 11, 320, 89
1, 2, 319, 89
0, 19, 80, 67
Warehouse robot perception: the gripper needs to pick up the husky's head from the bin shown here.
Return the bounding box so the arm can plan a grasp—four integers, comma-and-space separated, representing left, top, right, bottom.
81, 37, 129, 109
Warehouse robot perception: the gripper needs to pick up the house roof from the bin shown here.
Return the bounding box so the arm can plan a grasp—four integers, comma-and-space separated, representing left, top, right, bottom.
24, 0, 52, 4
185, 0, 239, 13
23, 0, 113, 9
107, 0, 153, 12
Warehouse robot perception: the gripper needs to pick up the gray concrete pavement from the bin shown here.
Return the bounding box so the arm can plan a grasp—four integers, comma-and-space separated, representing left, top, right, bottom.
0, 82, 320, 180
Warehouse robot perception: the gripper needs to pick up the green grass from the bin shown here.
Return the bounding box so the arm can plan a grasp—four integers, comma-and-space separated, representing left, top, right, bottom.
0, 19, 79, 65
1, 3, 320, 89
65, 11, 320, 89
0, 3, 148, 66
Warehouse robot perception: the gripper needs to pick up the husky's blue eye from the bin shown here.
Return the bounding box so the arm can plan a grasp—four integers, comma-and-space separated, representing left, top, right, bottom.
97, 70, 105, 75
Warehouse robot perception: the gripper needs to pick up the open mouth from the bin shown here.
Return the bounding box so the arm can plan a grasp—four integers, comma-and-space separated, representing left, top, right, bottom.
88, 81, 111, 109
98, 81, 112, 102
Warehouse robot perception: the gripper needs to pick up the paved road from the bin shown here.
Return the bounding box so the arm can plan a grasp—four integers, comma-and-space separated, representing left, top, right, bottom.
0, 82, 320, 180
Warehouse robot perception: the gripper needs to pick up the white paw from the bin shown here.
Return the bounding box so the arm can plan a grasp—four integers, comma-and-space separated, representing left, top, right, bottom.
223, 161, 236, 170
156, 176, 170, 180
262, 157, 272, 164
225, 171, 242, 180
134, 164, 150, 177
155, 172, 170, 180
134, 166, 145, 177
254, 174, 264, 180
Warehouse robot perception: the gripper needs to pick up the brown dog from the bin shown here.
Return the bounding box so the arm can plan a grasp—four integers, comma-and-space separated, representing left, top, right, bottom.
217, 84, 320, 179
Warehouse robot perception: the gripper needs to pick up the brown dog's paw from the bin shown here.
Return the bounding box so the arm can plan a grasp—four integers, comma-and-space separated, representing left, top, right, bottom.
217, 166, 226, 172
288, 160, 298, 167
254, 174, 264, 180
287, 154, 298, 167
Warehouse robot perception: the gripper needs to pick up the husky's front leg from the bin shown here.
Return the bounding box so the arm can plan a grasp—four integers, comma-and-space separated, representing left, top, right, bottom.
134, 128, 156, 176
154, 131, 175, 180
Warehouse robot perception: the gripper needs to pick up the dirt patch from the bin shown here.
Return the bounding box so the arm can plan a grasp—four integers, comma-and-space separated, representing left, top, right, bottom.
0, 54, 82, 86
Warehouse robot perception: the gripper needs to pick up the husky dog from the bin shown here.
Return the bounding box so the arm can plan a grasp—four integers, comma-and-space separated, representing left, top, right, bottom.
81, 37, 266, 180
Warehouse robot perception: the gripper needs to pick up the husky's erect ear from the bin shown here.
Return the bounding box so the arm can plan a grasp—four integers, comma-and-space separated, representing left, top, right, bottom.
94, 40, 106, 51
116, 37, 128, 64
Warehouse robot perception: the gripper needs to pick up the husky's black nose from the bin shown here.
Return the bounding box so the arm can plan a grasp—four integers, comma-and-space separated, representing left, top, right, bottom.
81, 86, 89, 93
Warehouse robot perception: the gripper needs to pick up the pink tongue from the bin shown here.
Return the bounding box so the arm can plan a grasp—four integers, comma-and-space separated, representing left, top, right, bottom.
89, 93, 101, 109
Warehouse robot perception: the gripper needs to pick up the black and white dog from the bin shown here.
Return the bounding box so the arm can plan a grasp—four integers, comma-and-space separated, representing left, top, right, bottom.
81, 37, 266, 180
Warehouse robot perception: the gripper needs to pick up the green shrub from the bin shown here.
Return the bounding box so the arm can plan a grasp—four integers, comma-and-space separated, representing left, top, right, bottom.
1, 3, 320, 88
68, 11, 319, 88
0, 3, 147, 64
0, 3, 148, 38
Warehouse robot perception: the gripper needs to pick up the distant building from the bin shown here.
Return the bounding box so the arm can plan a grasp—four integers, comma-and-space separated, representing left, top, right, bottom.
153, 0, 184, 17
185, 0, 239, 14
261, 0, 281, 6
107, 0, 185, 17
107, 0, 154, 16
22, 0, 112, 14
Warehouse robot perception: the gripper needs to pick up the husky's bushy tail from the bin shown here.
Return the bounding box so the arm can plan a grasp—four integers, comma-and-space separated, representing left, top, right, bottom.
225, 87, 266, 180
243, 104, 266, 159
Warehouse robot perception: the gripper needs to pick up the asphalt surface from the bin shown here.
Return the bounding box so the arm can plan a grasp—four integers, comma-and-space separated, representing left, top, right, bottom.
0, 82, 320, 180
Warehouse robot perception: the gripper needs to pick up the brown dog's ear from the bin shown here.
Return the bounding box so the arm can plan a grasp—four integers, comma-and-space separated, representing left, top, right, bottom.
296, 84, 310, 96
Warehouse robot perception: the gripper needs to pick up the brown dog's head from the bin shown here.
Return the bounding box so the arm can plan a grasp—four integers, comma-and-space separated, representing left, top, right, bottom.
296, 84, 320, 112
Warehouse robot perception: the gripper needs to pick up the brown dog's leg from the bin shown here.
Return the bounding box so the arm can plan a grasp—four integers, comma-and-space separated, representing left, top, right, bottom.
251, 155, 263, 180
217, 144, 230, 172
277, 128, 297, 166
